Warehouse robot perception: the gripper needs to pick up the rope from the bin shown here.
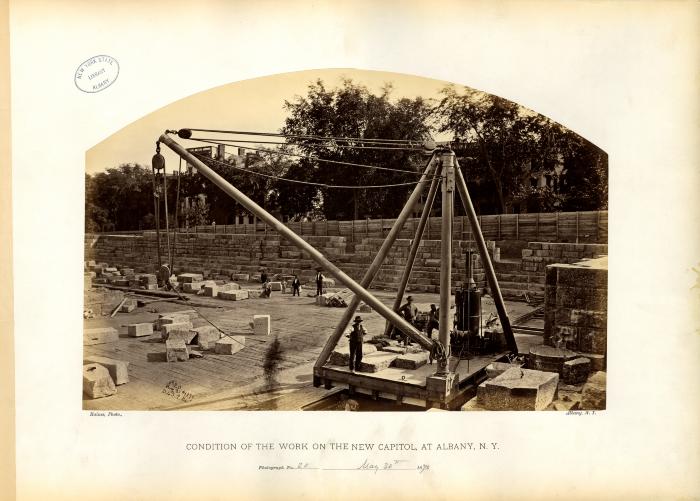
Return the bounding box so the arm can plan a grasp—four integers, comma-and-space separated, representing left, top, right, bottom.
189, 137, 422, 151
187, 138, 424, 175
191, 151, 440, 190
185, 127, 419, 145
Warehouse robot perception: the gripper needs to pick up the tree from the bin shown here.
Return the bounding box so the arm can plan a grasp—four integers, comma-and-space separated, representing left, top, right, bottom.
558, 132, 608, 211
435, 85, 607, 214
281, 79, 433, 220
435, 85, 567, 214
85, 164, 154, 231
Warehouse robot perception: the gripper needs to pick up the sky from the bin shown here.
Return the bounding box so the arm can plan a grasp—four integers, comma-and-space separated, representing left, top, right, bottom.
85, 69, 466, 175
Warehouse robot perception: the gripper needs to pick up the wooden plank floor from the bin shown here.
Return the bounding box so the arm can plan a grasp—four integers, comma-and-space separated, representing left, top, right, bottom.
83, 286, 538, 410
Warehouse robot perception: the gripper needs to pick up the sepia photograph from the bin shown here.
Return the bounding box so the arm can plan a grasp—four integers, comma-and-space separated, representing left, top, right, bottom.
83, 69, 608, 412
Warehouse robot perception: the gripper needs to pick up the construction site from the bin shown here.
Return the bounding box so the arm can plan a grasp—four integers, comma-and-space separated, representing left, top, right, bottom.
83, 128, 608, 412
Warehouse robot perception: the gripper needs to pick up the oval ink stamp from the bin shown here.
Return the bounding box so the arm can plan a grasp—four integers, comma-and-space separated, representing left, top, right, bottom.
74, 55, 119, 93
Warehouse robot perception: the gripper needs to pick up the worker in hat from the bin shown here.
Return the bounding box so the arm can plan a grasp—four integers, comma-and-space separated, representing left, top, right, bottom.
346, 315, 367, 372
398, 296, 419, 346
315, 269, 324, 296
426, 304, 439, 339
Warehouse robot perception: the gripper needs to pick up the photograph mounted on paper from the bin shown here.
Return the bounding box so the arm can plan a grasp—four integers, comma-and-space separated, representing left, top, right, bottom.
82, 69, 608, 412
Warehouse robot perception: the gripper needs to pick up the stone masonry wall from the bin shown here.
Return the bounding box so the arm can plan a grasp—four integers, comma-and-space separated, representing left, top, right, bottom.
521, 242, 608, 273
85, 232, 493, 293
544, 256, 608, 364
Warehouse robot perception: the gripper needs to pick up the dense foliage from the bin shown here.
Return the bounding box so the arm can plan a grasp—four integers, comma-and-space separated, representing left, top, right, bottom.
85, 80, 607, 232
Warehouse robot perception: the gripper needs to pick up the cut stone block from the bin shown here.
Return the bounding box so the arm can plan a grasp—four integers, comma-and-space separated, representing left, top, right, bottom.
178, 273, 204, 283
120, 298, 137, 313
166, 339, 189, 362
167, 329, 197, 344
269, 281, 283, 291
233, 273, 250, 281
480, 367, 559, 411
84, 327, 119, 346
579, 352, 606, 372
486, 362, 523, 379
322, 278, 335, 287
316, 293, 332, 306
127, 323, 153, 337
581, 371, 606, 410
161, 321, 194, 340
528, 345, 579, 374
214, 336, 246, 354
358, 303, 372, 313
392, 351, 429, 370
329, 343, 378, 365
155, 314, 191, 330
248, 290, 262, 299
220, 282, 241, 291
219, 289, 249, 300
461, 396, 486, 411
83, 356, 130, 385
120, 268, 134, 276
83, 363, 117, 398
139, 274, 157, 285
253, 315, 271, 335
203, 284, 219, 297
104, 267, 118, 273
562, 357, 591, 385
358, 352, 400, 373
182, 281, 205, 293
191, 325, 222, 349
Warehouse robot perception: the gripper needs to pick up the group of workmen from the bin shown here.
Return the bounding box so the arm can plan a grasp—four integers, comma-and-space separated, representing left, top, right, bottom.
257, 267, 439, 374
258, 269, 324, 298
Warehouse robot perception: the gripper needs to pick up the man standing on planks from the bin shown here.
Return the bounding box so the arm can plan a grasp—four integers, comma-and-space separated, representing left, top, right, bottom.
291, 274, 301, 296
315, 269, 324, 296
346, 316, 367, 373
398, 296, 419, 346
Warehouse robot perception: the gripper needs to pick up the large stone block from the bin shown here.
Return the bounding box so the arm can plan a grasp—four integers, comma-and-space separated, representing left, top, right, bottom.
392, 352, 429, 370
203, 284, 219, 297
178, 273, 204, 283
155, 314, 190, 330
269, 281, 283, 291
83, 363, 117, 398
329, 344, 378, 365
358, 352, 399, 373
528, 345, 579, 374
120, 298, 137, 313
579, 352, 606, 372
139, 274, 157, 285
219, 289, 249, 300
485, 362, 523, 379
182, 281, 205, 293
562, 357, 591, 385
233, 273, 250, 281
581, 371, 606, 410
480, 367, 559, 411
83, 356, 130, 385
191, 325, 222, 349
127, 323, 153, 337
83, 327, 119, 346
161, 321, 194, 341
220, 282, 241, 291
165, 339, 189, 362
253, 315, 271, 336
214, 336, 246, 354
248, 290, 262, 299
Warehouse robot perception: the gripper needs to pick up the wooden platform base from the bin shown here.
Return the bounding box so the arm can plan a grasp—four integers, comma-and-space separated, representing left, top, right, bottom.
314, 352, 508, 410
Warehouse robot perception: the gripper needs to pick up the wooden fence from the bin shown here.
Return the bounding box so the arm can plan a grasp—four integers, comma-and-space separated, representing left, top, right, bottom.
170, 210, 607, 243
